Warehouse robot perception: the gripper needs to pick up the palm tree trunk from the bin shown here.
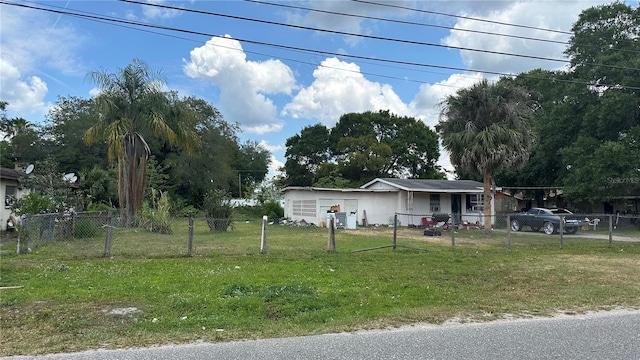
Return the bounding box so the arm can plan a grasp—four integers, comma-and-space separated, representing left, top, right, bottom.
483, 171, 493, 236
117, 159, 128, 225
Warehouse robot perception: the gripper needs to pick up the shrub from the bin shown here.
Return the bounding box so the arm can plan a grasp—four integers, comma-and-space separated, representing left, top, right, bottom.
13, 192, 53, 215
203, 189, 233, 232
140, 190, 173, 234
73, 217, 101, 238
263, 200, 284, 222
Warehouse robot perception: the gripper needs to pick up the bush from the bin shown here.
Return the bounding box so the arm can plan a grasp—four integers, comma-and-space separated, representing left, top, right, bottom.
73, 217, 101, 238
140, 190, 173, 234
263, 200, 284, 222
203, 190, 233, 232
13, 192, 53, 215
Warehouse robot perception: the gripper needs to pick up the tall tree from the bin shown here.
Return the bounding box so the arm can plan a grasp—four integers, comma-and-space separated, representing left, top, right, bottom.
330, 110, 442, 182
438, 79, 536, 235
0, 101, 44, 168
559, 3, 640, 204
44, 96, 109, 173
84, 59, 200, 224
283, 124, 331, 187
164, 96, 243, 206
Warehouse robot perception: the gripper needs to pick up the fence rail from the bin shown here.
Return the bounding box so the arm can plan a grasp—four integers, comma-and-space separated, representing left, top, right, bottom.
4, 211, 639, 258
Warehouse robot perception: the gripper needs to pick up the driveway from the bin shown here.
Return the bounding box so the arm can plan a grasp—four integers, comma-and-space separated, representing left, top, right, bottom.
499, 229, 640, 242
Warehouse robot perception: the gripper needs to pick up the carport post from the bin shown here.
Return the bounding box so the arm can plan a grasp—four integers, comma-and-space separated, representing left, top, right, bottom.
506, 215, 511, 250
559, 216, 564, 249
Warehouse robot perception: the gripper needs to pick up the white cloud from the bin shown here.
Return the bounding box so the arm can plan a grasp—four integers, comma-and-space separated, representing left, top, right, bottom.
142, 0, 182, 20
0, 6, 87, 116
441, 1, 602, 74
0, 59, 50, 114
258, 140, 283, 154
406, 73, 486, 179
283, 57, 410, 126
183, 35, 297, 134
410, 72, 486, 128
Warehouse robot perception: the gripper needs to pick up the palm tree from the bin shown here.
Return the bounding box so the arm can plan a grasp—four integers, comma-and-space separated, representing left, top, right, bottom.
84, 59, 200, 225
438, 79, 536, 236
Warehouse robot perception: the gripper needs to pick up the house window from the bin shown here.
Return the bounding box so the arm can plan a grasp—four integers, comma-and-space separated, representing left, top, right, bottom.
293, 200, 316, 217
466, 194, 484, 212
430, 194, 440, 212
5, 185, 17, 207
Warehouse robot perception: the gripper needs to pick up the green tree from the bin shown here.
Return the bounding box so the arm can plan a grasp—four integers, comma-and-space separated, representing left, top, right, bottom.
236, 141, 271, 197
558, 3, 640, 203
565, 2, 640, 90
0, 102, 44, 168
84, 59, 200, 225
164, 97, 241, 206
283, 124, 331, 187
438, 79, 536, 235
44, 96, 109, 173
78, 166, 118, 210
13, 158, 79, 214
330, 111, 442, 183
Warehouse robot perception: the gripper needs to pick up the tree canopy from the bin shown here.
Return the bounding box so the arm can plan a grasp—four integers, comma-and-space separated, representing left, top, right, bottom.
438, 79, 536, 235
282, 110, 443, 188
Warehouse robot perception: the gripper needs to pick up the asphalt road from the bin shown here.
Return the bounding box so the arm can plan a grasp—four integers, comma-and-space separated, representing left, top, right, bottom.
4, 310, 639, 360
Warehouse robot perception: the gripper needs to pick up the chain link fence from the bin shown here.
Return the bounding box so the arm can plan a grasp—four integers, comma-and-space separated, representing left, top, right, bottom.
6, 210, 639, 258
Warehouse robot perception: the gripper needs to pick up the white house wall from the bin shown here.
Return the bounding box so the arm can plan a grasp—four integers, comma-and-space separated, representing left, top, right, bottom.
284, 188, 496, 228
284, 190, 400, 226
1, 178, 26, 231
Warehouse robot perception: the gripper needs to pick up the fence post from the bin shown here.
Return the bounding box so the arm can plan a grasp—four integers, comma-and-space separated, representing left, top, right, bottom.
188, 211, 194, 257
17, 215, 28, 254
104, 211, 114, 258
327, 216, 336, 253
507, 214, 511, 250
559, 216, 564, 249
259, 215, 268, 254
451, 217, 456, 249
392, 214, 397, 251
608, 214, 613, 244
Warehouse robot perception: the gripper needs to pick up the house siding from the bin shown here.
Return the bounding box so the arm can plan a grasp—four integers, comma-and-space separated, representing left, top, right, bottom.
283, 182, 496, 227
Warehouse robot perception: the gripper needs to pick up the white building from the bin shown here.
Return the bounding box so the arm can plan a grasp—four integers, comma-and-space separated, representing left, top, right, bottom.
283, 178, 495, 228
1, 168, 28, 231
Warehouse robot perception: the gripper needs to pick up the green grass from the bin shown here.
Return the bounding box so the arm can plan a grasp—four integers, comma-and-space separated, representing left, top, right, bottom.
1, 222, 639, 356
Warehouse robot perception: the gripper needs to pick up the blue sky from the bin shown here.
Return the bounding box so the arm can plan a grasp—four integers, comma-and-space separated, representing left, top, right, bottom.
1, 0, 634, 179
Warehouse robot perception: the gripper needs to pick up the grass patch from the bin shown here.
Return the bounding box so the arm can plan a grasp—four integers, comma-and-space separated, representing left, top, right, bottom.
1, 222, 639, 356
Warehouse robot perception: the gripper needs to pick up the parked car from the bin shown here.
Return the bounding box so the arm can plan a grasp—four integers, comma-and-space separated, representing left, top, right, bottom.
509, 207, 583, 235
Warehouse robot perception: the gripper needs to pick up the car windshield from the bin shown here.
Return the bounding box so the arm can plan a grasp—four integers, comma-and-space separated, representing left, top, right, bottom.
550, 208, 572, 214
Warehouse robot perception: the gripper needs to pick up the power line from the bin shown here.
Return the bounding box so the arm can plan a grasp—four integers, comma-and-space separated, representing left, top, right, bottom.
350, 0, 573, 35
244, 0, 570, 46
120, 0, 571, 65
2, 0, 639, 91
249, 0, 640, 57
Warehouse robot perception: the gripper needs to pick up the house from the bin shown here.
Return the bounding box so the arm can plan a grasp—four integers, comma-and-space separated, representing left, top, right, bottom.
1, 167, 28, 231
283, 178, 496, 228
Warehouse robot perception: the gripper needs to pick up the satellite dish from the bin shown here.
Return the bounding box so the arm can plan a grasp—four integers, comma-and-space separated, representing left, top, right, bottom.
63, 173, 75, 181
25, 164, 34, 175
70, 175, 78, 183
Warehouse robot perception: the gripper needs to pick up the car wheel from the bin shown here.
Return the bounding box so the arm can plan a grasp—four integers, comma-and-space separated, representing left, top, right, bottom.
510, 219, 521, 231
543, 222, 556, 235
565, 227, 578, 234
531, 227, 540, 232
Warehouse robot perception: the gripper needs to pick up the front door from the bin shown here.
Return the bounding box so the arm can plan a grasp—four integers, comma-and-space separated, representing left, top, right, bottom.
451, 194, 462, 225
